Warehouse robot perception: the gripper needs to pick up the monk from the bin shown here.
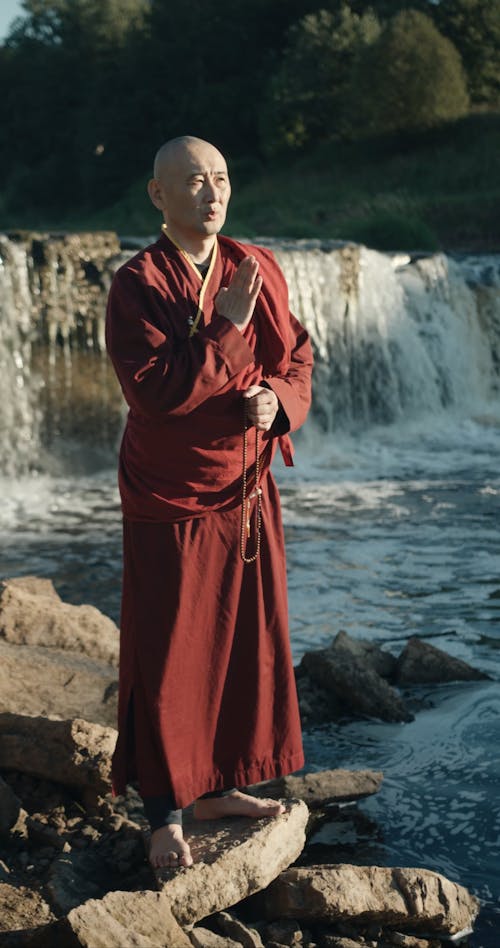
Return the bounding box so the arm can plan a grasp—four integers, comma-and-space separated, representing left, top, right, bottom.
105, 136, 313, 869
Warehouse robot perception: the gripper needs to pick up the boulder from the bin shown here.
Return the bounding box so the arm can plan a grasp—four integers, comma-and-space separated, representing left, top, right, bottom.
0, 884, 54, 933
47, 889, 191, 948
0, 577, 119, 666
299, 647, 411, 723
264, 865, 479, 935
0, 639, 117, 726
330, 631, 397, 680
248, 769, 383, 808
395, 637, 490, 684
0, 713, 116, 795
157, 800, 309, 927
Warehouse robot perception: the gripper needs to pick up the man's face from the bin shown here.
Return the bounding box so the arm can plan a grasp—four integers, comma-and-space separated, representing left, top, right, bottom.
154, 141, 231, 243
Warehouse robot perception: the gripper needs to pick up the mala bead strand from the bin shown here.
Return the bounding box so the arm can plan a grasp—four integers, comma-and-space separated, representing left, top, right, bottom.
240, 406, 262, 563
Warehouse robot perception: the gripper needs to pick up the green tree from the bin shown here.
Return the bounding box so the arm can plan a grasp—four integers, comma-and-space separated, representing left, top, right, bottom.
433, 0, 500, 108
347, 8, 470, 139
260, 5, 380, 153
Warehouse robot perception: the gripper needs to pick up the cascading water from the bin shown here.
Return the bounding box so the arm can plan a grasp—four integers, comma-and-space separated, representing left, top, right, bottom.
1, 232, 499, 476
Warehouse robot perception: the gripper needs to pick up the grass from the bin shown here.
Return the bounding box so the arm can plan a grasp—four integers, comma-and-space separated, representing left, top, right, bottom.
2, 113, 499, 252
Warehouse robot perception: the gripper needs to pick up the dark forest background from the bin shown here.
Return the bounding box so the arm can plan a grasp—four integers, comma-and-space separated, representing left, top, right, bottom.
1, 0, 499, 249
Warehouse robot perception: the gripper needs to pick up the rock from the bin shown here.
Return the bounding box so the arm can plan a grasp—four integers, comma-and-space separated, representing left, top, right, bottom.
395, 637, 490, 684
158, 800, 309, 927
299, 647, 411, 723
215, 912, 265, 947
248, 769, 383, 808
0, 639, 118, 726
190, 929, 240, 948
0, 577, 119, 666
264, 920, 304, 946
264, 865, 479, 935
383, 935, 441, 947
330, 632, 397, 680
0, 777, 26, 835
47, 889, 191, 947
0, 713, 116, 795
0, 884, 54, 932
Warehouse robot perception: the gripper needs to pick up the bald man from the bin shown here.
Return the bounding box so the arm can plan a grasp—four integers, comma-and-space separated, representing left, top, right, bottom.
106, 136, 313, 868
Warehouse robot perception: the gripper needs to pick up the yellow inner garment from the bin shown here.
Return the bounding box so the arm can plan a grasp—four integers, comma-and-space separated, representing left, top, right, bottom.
161, 223, 218, 337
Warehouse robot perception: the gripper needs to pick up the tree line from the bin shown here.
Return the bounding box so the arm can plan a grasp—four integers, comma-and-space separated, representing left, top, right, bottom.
0, 0, 498, 220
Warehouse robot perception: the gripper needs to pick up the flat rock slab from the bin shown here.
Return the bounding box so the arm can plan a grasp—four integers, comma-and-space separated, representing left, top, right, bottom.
0, 639, 118, 726
264, 864, 479, 935
395, 636, 490, 684
48, 890, 191, 948
0, 576, 119, 666
0, 713, 116, 795
157, 800, 309, 927
248, 769, 383, 807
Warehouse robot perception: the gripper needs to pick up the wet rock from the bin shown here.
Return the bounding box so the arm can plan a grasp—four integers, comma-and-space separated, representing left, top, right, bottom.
157, 800, 309, 927
264, 865, 479, 935
0, 713, 116, 795
330, 631, 397, 680
0, 577, 119, 666
0, 639, 118, 726
0, 884, 54, 932
299, 646, 411, 723
0, 777, 26, 835
248, 769, 383, 808
215, 911, 265, 947
395, 637, 490, 684
48, 889, 191, 947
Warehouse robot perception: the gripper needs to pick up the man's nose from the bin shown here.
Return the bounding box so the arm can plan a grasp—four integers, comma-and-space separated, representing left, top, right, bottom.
203, 178, 219, 201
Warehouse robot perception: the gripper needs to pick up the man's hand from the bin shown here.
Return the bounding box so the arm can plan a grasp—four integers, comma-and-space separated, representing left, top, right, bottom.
243, 385, 279, 432
215, 256, 263, 331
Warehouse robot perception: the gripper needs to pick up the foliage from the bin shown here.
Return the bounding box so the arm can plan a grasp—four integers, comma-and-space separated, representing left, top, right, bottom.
346, 9, 470, 138
260, 5, 381, 153
434, 0, 500, 108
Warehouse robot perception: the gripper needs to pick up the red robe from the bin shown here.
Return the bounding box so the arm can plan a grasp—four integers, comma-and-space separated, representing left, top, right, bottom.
106, 231, 313, 807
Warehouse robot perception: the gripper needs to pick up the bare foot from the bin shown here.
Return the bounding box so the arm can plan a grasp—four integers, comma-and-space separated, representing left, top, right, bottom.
149, 823, 193, 869
193, 789, 285, 821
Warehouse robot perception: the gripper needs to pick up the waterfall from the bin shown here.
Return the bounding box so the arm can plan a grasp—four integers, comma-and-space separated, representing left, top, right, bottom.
0, 232, 499, 475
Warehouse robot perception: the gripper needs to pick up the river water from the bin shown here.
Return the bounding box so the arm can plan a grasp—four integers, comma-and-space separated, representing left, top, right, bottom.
0, 411, 499, 946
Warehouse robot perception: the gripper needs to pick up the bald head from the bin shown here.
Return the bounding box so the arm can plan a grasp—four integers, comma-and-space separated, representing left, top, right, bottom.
147, 135, 231, 255
153, 136, 226, 181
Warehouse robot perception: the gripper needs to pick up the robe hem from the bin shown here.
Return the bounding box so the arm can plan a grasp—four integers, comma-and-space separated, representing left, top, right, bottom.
111, 749, 305, 807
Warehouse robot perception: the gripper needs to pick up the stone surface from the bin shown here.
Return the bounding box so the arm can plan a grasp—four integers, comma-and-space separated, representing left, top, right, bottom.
215, 912, 265, 947
299, 646, 411, 723
248, 769, 383, 808
264, 865, 479, 935
0, 577, 119, 666
0, 639, 118, 726
157, 800, 309, 927
264, 919, 304, 946
0, 713, 116, 794
0, 883, 54, 932
190, 928, 240, 948
395, 637, 490, 684
0, 777, 26, 835
49, 889, 192, 947
330, 631, 397, 680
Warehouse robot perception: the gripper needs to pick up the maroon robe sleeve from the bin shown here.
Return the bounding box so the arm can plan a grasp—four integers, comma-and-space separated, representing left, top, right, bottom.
264, 313, 314, 436
106, 265, 255, 418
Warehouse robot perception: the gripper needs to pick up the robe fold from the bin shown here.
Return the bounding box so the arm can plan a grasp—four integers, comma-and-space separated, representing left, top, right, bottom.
106, 232, 313, 807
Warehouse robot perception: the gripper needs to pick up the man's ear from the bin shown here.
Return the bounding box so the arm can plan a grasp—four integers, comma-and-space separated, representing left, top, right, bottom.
147, 178, 165, 211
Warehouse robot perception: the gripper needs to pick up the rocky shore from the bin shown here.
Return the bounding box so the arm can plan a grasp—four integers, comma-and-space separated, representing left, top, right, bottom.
0, 577, 483, 947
